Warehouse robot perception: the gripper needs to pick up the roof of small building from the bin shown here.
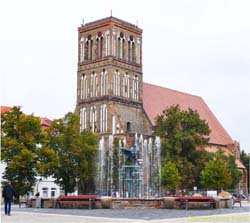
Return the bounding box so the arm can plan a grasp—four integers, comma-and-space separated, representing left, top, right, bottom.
143, 82, 234, 146
0, 106, 12, 113
40, 117, 52, 127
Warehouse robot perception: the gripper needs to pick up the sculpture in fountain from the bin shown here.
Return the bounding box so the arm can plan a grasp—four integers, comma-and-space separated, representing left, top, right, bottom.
96, 134, 161, 198
120, 144, 143, 198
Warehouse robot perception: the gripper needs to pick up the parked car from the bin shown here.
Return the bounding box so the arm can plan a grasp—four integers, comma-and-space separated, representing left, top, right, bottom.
232, 193, 247, 200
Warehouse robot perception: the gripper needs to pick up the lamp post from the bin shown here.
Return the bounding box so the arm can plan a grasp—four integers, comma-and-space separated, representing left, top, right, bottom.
36, 177, 42, 195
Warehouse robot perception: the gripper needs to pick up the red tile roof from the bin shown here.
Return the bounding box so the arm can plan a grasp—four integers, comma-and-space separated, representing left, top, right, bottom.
0, 106, 12, 113
204, 145, 245, 169
143, 83, 234, 146
40, 117, 52, 127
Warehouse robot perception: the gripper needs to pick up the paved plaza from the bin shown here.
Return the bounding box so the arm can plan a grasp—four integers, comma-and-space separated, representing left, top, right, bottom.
1, 202, 250, 223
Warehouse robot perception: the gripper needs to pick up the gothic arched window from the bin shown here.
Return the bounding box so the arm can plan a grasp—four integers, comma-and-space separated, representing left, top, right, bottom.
85, 35, 93, 60
123, 73, 130, 98
80, 107, 87, 131
128, 36, 135, 62
132, 42, 136, 63
100, 104, 107, 133
113, 70, 120, 96
118, 32, 125, 60
80, 36, 84, 62
105, 31, 110, 56
132, 75, 139, 100
80, 74, 88, 99
100, 69, 108, 96
90, 72, 97, 97
90, 106, 97, 133
96, 32, 104, 59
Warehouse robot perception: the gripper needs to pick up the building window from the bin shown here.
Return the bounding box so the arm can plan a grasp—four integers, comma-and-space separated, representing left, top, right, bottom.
51, 188, 56, 197
100, 104, 107, 133
113, 70, 120, 96
42, 187, 48, 197
80, 74, 88, 99
132, 42, 136, 62
132, 75, 139, 100
80, 37, 84, 62
105, 31, 110, 56
90, 72, 97, 97
128, 36, 135, 62
118, 32, 125, 59
100, 69, 108, 96
80, 107, 87, 131
96, 32, 103, 59
85, 35, 93, 60
123, 73, 130, 98
90, 106, 97, 133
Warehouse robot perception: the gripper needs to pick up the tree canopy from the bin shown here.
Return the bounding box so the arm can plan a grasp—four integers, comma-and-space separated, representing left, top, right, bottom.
200, 151, 232, 190
46, 112, 98, 195
1, 106, 58, 196
240, 150, 250, 191
155, 105, 211, 188
161, 161, 181, 191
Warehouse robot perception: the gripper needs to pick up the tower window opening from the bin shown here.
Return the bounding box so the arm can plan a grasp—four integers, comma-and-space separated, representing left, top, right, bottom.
127, 122, 131, 133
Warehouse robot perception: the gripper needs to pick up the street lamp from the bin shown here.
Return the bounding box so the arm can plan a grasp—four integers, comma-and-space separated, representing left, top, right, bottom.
36, 177, 42, 195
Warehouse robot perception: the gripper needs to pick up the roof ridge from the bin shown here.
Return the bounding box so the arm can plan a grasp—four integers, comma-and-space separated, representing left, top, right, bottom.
143, 82, 202, 99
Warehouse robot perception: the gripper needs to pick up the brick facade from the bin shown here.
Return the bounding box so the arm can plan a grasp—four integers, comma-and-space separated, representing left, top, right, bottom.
75, 16, 151, 135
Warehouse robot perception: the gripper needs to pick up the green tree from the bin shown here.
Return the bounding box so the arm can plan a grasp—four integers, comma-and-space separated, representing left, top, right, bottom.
200, 153, 232, 190
240, 150, 249, 192
1, 106, 58, 197
161, 161, 181, 191
77, 131, 98, 194
155, 105, 211, 188
46, 112, 98, 195
227, 155, 242, 189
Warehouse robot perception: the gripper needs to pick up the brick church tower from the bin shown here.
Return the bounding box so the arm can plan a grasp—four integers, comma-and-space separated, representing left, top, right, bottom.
75, 17, 151, 136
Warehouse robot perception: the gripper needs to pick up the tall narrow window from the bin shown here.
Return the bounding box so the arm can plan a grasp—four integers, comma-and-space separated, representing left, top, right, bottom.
118, 37, 121, 59
90, 106, 97, 133
113, 70, 120, 96
84, 75, 88, 98
100, 104, 107, 133
132, 75, 139, 100
100, 69, 108, 96
89, 39, 93, 60
96, 32, 103, 59
85, 35, 93, 60
105, 31, 110, 56
84, 42, 88, 60
80, 74, 88, 99
128, 40, 131, 62
80, 37, 84, 62
100, 37, 103, 58
124, 73, 130, 98
90, 72, 97, 97
122, 39, 125, 59
118, 32, 125, 59
132, 42, 136, 62
80, 107, 87, 131
128, 36, 134, 62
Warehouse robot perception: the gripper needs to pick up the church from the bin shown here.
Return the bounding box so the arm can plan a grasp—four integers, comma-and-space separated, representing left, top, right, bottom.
75, 16, 247, 193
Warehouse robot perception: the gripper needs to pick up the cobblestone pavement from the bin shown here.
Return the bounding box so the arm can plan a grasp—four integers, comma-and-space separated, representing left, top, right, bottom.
1, 202, 250, 223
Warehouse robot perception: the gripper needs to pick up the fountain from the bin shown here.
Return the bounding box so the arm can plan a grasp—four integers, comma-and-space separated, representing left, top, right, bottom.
96, 134, 161, 198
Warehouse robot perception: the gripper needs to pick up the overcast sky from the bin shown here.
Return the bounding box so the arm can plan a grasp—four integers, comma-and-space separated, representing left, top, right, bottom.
0, 0, 249, 153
